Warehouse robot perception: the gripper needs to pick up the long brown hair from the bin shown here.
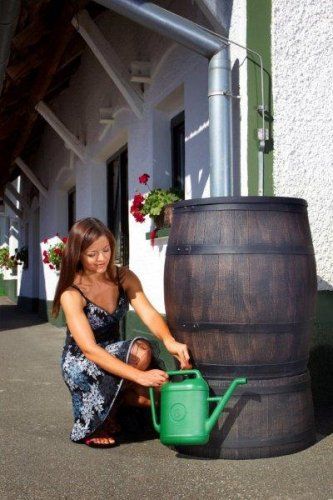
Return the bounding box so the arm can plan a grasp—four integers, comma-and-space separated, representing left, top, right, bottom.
52, 217, 116, 318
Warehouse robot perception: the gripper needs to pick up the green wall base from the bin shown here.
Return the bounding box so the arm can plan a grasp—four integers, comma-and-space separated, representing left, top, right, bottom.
0, 277, 18, 302
0, 273, 6, 296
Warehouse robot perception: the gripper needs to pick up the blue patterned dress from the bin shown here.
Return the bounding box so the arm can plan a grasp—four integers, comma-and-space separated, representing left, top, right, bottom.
61, 267, 156, 442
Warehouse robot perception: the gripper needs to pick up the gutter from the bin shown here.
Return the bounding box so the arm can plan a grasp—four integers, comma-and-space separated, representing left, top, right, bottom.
0, 0, 20, 96
94, 0, 233, 196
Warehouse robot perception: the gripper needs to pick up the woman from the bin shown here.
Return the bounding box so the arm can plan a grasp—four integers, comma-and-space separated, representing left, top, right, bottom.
52, 217, 191, 447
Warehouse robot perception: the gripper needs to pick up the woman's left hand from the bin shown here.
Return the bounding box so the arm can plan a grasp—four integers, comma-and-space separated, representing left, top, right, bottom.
163, 338, 192, 369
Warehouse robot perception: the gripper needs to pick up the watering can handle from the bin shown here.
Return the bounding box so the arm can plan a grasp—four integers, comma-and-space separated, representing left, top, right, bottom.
148, 387, 160, 433
167, 369, 202, 378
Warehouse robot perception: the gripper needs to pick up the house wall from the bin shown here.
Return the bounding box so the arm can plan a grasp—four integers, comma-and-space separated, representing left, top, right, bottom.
15, 0, 248, 321
271, 0, 333, 403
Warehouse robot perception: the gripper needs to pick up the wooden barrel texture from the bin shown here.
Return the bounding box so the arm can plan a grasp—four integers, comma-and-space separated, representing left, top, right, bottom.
176, 372, 316, 459
164, 197, 317, 379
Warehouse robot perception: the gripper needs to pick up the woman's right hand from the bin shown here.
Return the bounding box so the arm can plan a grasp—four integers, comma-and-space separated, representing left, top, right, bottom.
136, 369, 169, 388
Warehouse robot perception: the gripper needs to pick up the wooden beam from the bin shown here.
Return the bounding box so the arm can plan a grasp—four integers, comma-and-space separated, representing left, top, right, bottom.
11, 16, 50, 52
35, 101, 88, 162
3, 194, 23, 218
15, 157, 48, 198
72, 10, 144, 119
6, 45, 48, 82
0, 112, 26, 140
11, 0, 88, 162
193, 0, 227, 35
5, 183, 29, 211
57, 36, 86, 73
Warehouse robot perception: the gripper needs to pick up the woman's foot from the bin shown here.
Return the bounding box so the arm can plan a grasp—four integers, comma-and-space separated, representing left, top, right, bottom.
84, 420, 117, 447
85, 436, 116, 447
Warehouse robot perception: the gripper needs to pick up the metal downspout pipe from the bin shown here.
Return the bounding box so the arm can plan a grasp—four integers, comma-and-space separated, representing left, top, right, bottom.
94, 0, 233, 196
209, 49, 232, 196
0, 0, 20, 96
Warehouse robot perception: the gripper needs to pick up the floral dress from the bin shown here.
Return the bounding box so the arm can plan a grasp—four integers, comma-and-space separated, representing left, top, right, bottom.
61, 267, 160, 442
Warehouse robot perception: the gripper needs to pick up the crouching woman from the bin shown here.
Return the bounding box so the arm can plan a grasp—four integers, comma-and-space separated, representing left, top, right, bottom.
52, 217, 191, 447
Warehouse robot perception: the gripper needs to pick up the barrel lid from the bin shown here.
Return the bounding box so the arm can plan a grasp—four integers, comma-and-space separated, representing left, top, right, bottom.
173, 196, 308, 209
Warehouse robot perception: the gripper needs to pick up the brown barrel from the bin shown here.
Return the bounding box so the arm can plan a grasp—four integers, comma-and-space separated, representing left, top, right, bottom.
164, 196, 317, 379
176, 372, 316, 460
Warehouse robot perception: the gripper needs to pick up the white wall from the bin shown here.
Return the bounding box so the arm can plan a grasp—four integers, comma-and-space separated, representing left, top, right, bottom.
272, 0, 333, 290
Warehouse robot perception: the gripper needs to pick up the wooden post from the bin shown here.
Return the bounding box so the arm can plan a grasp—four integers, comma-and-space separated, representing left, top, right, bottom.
3, 194, 23, 219
5, 183, 29, 211
35, 101, 88, 162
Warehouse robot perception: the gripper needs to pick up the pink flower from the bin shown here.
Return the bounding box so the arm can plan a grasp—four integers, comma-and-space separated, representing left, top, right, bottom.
138, 173, 150, 185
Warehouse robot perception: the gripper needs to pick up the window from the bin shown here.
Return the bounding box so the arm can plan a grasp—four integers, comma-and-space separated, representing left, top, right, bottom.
107, 146, 129, 266
171, 110, 185, 196
68, 187, 76, 232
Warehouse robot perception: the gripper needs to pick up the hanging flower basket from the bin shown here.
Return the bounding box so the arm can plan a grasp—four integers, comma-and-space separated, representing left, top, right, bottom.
42, 234, 68, 272
130, 173, 181, 245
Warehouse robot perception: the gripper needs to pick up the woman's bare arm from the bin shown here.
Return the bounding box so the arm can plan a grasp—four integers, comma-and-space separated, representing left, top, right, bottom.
120, 268, 191, 368
60, 289, 168, 387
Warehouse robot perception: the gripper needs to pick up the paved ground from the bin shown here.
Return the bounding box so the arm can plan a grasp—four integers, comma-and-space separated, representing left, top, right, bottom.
0, 296, 332, 500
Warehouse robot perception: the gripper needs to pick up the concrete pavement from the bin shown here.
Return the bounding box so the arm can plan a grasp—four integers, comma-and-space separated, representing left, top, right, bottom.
0, 296, 332, 500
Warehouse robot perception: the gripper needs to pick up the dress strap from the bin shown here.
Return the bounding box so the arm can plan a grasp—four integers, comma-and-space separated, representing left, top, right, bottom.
70, 284, 89, 303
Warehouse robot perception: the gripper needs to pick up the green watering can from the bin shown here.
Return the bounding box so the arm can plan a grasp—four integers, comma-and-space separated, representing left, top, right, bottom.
149, 369, 247, 446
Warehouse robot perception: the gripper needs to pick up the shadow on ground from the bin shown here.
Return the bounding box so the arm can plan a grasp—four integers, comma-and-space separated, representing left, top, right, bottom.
0, 303, 45, 332
314, 405, 333, 437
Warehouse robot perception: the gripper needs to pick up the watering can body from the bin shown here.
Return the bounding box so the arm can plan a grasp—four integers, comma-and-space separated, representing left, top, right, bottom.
149, 370, 247, 446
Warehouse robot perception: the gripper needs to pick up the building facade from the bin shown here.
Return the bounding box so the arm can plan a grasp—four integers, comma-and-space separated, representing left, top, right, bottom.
1, 0, 332, 401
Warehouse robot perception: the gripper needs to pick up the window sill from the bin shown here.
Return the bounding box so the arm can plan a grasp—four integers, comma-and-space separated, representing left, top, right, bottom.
145, 227, 170, 240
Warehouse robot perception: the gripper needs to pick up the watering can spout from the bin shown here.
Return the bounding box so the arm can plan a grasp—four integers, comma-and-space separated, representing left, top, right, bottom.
206, 378, 247, 434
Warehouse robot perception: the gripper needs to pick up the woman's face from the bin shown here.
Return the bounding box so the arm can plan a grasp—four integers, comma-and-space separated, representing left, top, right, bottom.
80, 235, 111, 274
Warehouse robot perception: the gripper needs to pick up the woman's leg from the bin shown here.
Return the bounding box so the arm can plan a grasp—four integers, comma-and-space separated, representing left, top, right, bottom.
121, 339, 153, 407
85, 340, 153, 445
85, 340, 151, 445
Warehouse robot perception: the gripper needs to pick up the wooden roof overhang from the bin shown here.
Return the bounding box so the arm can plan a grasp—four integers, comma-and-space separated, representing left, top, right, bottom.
0, 0, 107, 202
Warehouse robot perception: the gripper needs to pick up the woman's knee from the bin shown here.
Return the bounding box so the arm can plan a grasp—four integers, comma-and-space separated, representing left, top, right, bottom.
128, 339, 152, 370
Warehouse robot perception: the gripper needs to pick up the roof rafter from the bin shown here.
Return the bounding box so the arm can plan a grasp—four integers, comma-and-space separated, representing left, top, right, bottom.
11, 0, 88, 166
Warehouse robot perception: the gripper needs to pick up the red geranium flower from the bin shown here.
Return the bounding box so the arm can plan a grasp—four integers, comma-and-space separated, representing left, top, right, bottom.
43, 256, 49, 264
138, 173, 150, 185
43, 238, 48, 244
54, 248, 62, 255
133, 193, 145, 207
49, 264, 55, 269
62, 237, 68, 244
133, 211, 145, 223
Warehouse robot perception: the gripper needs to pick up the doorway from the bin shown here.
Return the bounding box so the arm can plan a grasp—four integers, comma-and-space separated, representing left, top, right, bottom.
107, 145, 129, 266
